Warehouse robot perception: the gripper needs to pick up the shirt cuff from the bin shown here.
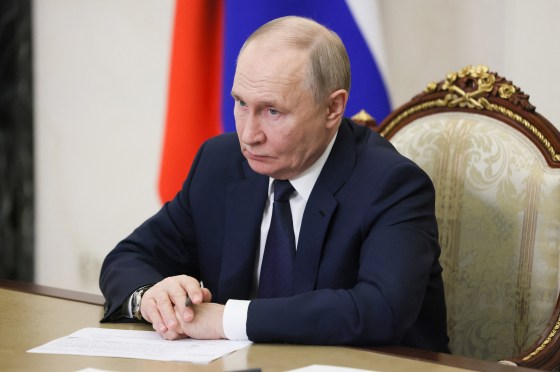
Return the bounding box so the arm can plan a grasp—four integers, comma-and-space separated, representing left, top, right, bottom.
223, 299, 250, 340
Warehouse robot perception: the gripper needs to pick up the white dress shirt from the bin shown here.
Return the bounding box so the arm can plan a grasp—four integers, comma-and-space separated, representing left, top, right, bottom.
223, 133, 337, 340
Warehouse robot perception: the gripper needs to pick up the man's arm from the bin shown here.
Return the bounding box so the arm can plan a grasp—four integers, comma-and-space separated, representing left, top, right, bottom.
99, 141, 208, 322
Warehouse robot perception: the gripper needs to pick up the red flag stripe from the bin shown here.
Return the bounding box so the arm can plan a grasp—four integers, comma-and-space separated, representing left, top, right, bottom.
159, 0, 224, 203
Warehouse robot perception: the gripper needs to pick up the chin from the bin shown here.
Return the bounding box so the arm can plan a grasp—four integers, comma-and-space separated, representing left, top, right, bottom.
247, 161, 273, 177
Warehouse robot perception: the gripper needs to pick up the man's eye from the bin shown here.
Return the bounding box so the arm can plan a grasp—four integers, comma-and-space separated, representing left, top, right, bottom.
238, 100, 247, 107
268, 108, 279, 115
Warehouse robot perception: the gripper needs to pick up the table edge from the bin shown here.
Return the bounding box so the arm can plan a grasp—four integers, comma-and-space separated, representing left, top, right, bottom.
0, 278, 104, 306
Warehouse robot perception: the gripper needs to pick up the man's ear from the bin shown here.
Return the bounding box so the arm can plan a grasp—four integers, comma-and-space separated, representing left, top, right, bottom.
326, 89, 349, 128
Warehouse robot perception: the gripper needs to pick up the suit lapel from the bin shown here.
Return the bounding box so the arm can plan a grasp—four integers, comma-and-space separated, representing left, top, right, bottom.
219, 161, 268, 301
293, 120, 358, 294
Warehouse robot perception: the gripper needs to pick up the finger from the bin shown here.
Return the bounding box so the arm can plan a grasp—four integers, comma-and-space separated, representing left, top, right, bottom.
141, 297, 168, 333
164, 279, 195, 322
182, 305, 195, 323
174, 277, 205, 318
151, 291, 181, 332
159, 325, 187, 340
173, 306, 196, 339
142, 283, 175, 328
179, 282, 206, 323
172, 306, 188, 336
182, 279, 204, 305
148, 276, 203, 329
201, 287, 212, 303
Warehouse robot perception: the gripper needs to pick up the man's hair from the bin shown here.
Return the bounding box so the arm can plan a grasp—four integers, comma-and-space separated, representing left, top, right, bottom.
238, 16, 351, 104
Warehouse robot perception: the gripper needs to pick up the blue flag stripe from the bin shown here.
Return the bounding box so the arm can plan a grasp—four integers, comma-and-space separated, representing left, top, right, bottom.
221, 0, 392, 132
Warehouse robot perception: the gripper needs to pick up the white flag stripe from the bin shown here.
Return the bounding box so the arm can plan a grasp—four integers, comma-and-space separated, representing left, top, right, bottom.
346, 0, 389, 84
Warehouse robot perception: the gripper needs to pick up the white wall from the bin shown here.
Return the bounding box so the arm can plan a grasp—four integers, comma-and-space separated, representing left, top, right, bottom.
380, 0, 560, 122
33, 0, 174, 293
33, 0, 560, 294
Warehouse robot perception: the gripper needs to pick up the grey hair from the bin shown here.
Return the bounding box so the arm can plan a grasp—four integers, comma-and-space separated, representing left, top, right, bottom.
238, 16, 351, 104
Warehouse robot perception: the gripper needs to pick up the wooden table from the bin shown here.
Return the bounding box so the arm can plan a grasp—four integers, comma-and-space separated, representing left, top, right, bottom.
0, 280, 538, 371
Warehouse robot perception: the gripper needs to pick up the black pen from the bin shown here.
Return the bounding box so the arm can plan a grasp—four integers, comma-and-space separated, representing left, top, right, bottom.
185, 281, 204, 307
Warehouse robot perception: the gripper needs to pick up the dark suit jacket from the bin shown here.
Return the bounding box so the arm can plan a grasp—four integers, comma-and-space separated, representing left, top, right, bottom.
100, 118, 450, 352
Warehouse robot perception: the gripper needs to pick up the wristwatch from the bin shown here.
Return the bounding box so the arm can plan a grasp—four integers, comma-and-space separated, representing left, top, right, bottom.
131, 285, 152, 320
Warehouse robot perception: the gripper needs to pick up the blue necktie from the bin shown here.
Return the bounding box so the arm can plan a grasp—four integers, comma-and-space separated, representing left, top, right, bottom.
258, 180, 296, 298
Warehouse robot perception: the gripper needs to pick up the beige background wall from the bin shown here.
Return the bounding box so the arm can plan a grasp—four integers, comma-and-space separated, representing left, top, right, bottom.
381, 0, 560, 118
33, 0, 560, 294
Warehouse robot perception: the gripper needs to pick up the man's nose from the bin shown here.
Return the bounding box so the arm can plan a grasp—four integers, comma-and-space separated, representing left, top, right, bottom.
241, 114, 264, 145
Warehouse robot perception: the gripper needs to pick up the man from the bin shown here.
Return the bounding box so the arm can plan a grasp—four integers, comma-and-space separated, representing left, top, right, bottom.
100, 16, 449, 352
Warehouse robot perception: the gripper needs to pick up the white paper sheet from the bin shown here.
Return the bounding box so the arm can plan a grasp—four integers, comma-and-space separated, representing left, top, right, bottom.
28, 327, 252, 364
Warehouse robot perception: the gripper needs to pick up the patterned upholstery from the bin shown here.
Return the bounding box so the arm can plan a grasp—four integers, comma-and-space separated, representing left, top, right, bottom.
354, 65, 560, 370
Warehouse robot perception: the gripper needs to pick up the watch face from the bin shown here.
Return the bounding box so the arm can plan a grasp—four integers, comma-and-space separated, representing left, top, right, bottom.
132, 286, 152, 320
133, 291, 143, 319
133, 291, 141, 306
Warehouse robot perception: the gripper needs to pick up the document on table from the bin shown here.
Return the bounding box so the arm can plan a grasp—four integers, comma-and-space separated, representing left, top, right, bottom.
28, 327, 252, 364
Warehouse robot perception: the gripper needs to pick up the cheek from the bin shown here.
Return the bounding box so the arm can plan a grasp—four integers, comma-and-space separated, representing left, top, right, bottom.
234, 110, 245, 132
271, 132, 304, 159
288, 126, 327, 161
233, 106, 241, 122
234, 115, 242, 131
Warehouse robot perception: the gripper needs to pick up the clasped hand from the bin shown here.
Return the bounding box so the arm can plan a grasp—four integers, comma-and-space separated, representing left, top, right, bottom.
140, 275, 226, 340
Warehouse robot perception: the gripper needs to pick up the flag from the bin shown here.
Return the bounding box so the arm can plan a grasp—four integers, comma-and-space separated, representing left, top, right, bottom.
158, 0, 224, 202
159, 0, 391, 203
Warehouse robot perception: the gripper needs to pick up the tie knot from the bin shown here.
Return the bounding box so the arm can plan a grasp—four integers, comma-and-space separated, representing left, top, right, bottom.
273, 180, 294, 202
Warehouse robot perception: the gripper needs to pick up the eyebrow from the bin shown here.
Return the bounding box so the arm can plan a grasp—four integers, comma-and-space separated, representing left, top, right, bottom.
230, 91, 279, 107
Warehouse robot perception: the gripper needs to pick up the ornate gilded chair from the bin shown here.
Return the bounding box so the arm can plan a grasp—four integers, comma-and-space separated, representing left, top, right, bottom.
353, 65, 560, 370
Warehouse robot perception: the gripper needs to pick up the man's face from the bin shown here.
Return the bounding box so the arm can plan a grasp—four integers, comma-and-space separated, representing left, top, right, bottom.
231, 42, 334, 180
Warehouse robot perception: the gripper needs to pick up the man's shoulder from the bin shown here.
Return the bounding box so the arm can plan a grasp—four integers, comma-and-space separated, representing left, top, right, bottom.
189, 132, 248, 179
197, 132, 242, 158
342, 118, 406, 163
342, 117, 428, 178
204, 132, 239, 148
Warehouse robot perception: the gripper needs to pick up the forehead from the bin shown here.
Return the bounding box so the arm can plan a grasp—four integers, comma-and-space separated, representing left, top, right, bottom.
232, 43, 309, 100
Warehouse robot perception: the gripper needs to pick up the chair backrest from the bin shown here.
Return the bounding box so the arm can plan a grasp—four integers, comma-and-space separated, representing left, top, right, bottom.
354, 65, 560, 370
